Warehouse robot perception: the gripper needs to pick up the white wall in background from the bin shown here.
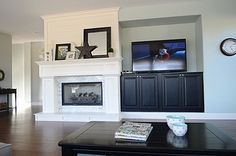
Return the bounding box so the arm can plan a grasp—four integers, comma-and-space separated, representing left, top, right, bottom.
12, 43, 32, 106
0, 33, 12, 103
12, 44, 24, 104
31, 42, 43, 104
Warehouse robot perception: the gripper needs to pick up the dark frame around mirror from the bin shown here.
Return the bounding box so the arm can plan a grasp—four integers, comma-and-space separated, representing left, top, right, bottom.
84, 27, 111, 58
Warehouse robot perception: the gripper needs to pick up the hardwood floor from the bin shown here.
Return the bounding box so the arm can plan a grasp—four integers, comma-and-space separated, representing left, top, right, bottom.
0, 106, 85, 156
0, 106, 236, 156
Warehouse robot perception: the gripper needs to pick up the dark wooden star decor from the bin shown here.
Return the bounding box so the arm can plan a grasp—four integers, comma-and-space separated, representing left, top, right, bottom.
75, 42, 97, 59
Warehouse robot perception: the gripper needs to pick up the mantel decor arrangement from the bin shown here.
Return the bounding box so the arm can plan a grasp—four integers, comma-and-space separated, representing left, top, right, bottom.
47, 27, 112, 61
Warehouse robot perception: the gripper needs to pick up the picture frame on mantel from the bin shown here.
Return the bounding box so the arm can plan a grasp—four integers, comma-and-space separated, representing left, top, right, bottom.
55, 43, 71, 60
84, 27, 111, 58
66, 51, 76, 60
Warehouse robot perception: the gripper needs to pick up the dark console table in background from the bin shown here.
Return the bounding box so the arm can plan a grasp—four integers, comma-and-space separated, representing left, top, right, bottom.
59, 121, 236, 156
0, 88, 17, 111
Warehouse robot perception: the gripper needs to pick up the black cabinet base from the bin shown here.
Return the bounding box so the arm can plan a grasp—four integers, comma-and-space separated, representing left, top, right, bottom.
121, 72, 204, 112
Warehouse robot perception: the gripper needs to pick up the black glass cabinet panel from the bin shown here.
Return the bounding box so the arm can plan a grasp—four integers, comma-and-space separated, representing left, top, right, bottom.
121, 74, 159, 111
160, 72, 204, 112
121, 76, 139, 111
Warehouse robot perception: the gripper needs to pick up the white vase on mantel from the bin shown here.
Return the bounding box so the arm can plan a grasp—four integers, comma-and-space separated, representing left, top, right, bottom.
108, 52, 114, 57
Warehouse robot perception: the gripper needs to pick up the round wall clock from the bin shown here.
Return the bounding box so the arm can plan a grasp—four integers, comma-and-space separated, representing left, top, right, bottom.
220, 38, 236, 56
0, 69, 5, 81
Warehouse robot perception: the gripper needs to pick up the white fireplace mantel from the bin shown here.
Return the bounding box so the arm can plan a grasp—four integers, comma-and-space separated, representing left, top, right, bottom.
37, 57, 122, 77
35, 57, 122, 122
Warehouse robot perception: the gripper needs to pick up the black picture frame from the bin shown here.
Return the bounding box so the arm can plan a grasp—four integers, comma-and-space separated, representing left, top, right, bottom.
84, 27, 111, 58
55, 43, 71, 60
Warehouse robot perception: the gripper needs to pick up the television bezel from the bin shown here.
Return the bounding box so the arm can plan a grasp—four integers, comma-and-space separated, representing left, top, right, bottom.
131, 39, 187, 73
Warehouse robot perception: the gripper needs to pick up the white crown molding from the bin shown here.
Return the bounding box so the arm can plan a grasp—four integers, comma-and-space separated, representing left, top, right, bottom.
41, 7, 120, 22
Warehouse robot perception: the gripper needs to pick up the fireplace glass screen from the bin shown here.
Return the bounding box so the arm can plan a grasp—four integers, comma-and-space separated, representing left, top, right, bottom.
62, 82, 102, 106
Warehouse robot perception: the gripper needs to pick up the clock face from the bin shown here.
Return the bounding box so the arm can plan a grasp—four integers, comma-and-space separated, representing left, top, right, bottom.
220, 38, 236, 56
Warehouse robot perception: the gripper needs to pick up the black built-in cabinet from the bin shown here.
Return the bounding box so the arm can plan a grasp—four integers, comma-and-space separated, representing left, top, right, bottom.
121, 74, 159, 111
121, 72, 204, 112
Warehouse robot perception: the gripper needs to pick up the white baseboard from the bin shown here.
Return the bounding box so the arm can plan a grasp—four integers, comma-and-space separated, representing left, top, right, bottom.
34, 112, 120, 122
120, 112, 236, 120
34, 112, 236, 122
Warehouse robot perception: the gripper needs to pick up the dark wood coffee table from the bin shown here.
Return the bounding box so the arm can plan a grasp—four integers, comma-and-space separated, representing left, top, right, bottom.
58, 121, 236, 156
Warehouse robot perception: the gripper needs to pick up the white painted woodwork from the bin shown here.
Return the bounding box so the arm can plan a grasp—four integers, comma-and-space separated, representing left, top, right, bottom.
35, 58, 122, 121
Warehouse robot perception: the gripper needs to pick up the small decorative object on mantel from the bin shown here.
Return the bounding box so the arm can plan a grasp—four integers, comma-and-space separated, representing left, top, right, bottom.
220, 38, 236, 56
108, 47, 114, 57
66, 51, 76, 60
44, 50, 52, 61
55, 43, 71, 60
75, 42, 97, 59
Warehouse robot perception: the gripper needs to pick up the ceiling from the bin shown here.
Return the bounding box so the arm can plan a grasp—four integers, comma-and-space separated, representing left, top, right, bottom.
0, 0, 192, 43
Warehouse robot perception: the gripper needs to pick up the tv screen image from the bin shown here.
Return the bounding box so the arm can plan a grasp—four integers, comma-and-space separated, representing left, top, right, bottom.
132, 39, 186, 72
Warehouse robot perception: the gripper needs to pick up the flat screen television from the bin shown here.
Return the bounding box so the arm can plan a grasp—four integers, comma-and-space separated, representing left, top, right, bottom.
132, 39, 187, 72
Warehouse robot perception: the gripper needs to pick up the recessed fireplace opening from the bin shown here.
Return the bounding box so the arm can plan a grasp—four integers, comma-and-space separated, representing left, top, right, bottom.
62, 82, 102, 106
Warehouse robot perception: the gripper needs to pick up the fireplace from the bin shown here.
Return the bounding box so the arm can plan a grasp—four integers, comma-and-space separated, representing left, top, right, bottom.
35, 57, 122, 121
62, 82, 102, 106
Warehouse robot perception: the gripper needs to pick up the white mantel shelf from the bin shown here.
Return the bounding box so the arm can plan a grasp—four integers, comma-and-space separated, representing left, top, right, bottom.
36, 57, 122, 78
36, 57, 122, 65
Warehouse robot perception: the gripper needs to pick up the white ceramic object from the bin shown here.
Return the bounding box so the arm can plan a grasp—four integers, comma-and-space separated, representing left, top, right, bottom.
172, 123, 188, 137
166, 115, 185, 129
167, 130, 188, 148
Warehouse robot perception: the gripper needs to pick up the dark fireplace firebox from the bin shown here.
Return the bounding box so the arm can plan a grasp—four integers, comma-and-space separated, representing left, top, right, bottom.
62, 82, 102, 106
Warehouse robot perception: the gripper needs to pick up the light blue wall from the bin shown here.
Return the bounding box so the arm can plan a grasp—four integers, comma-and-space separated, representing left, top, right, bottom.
121, 23, 197, 71
119, 0, 236, 113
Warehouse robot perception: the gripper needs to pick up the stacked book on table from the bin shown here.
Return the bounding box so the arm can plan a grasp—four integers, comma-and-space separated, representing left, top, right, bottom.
114, 121, 153, 142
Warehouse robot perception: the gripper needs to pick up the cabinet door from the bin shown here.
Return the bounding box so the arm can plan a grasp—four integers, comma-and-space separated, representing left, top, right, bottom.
139, 75, 158, 111
182, 73, 204, 112
160, 73, 183, 112
121, 76, 139, 111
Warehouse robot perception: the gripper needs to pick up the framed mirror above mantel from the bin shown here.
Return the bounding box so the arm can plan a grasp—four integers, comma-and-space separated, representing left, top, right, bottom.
84, 27, 111, 58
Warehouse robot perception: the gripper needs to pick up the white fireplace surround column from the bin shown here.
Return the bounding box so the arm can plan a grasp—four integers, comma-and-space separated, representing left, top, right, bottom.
35, 57, 122, 122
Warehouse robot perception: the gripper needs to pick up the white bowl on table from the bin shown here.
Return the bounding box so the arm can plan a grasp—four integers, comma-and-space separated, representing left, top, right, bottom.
166, 115, 185, 130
